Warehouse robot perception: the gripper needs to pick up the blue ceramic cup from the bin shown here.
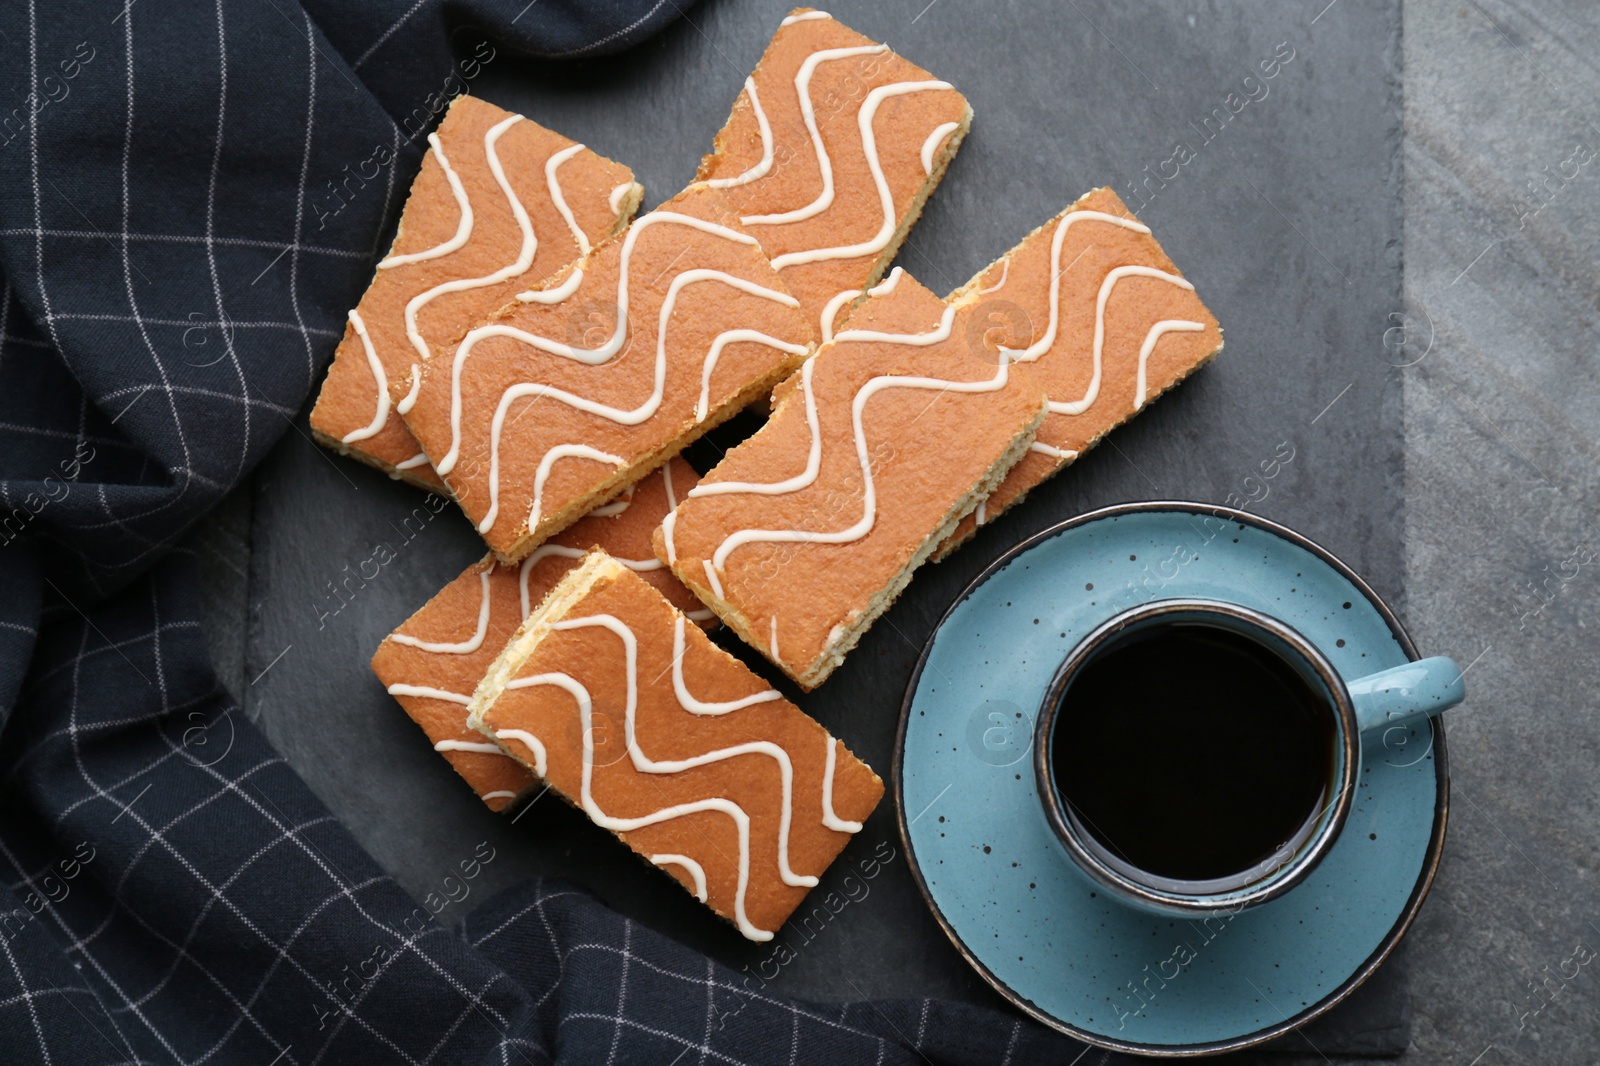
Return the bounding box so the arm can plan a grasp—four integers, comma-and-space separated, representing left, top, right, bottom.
1034, 598, 1465, 918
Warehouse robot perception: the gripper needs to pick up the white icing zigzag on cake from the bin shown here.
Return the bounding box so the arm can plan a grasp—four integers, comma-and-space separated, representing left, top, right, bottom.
546, 144, 593, 256
741, 44, 887, 228
384, 466, 712, 802
767, 80, 956, 271
398, 116, 538, 365
920, 121, 959, 175
706, 77, 774, 191
379, 132, 472, 270
730, 40, 962, 273
386, 683, 471, 705
708, 21, 965, 330
650, 853, 708, 901
683, 296, 1022, 575
390, 571, 493, 654
341, 310, 387, 444
383, 564, 524, 786
337, 118, 615, 465
677, 206, 1212, 560
434, 212, 809, 535
487, 611, 862, 942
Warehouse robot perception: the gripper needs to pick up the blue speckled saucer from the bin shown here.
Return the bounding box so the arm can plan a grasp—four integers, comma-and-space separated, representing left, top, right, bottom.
895, 503, 1447, 1057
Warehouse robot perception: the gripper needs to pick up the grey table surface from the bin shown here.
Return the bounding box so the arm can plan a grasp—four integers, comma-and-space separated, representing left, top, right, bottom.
185, 0, 1600, 1061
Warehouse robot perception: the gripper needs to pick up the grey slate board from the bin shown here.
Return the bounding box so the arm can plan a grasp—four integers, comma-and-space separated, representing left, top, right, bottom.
231, 0, 1409, 1055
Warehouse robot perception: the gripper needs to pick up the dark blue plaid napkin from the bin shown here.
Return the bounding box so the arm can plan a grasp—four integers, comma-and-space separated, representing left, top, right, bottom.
0, 1, 1125, 1061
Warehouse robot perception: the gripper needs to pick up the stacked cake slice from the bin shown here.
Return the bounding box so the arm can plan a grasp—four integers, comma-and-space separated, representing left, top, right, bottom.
310, 95, 641, 488
401, 182, 815, 562
661, 188, 1222, 688
656, 267, 1049, 689
469, 551, 881, 941
370, 459, 706, 812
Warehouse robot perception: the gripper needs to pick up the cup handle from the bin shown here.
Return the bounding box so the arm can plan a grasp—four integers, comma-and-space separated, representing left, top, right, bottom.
1348, 656, 1466, 735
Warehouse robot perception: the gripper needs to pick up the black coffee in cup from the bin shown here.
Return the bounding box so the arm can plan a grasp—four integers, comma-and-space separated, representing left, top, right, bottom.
1050, 621, 1337, 888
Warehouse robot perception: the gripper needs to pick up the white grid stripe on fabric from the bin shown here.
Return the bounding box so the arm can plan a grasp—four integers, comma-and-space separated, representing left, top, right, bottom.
81, 760, 281, 955
39, 636, 188, 1064
606, 920, 631, 1066
26, 0, 63, 354
287, 6, 322, 387
50, 314, 341, 338
698, 953, 712, 1066
42, 631, 325, 1065
117, 8, 198, 527
559, 1013, 734, 1065
999, 1017, 1022, 1066
352, 0, 435, 69
559, 941, 916, 1044
0, 229, 369, 259
191, 757, 523, 1033
0, 419, 148, 449
94, 385, 300, 416
54, 736, 420, 1064
548, 0, 671, 57
416, 971, 526, 1066
370, 123, 404, 262
0, 931, 57, 1066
